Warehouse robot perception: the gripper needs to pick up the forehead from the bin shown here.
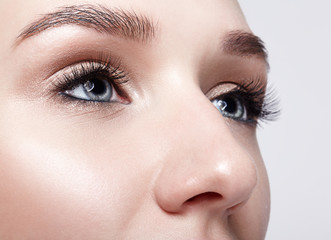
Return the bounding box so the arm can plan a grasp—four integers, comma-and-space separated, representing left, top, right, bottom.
2, 0, 247, 20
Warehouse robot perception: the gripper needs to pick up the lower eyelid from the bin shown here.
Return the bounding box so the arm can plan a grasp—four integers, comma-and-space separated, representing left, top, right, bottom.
52, 92, 128, 116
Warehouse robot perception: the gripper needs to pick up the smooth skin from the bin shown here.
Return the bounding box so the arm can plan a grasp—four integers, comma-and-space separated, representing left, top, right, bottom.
0, 0, 270, 239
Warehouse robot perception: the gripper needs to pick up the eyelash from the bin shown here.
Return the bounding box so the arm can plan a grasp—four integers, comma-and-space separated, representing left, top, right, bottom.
51, 58, 279, 125
215, 80, 280, 125
52, 56, 129, 103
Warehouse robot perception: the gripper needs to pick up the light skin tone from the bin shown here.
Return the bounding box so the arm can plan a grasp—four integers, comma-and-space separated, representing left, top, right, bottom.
0, 0, 274, 239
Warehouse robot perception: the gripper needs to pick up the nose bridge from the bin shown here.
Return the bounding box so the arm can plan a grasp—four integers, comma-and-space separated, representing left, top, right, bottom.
153, 87, 257, 214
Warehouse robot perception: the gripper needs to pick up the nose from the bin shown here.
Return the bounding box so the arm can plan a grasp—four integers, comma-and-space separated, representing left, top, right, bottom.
153, 87, 257, 215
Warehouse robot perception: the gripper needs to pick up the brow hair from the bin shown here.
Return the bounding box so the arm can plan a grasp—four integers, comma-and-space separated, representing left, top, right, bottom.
15, 5, 267, 66
222, 31, 268, 60
16, 4, 156, 44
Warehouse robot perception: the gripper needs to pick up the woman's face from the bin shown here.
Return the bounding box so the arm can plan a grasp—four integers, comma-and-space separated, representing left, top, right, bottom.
0, 0, 271, 239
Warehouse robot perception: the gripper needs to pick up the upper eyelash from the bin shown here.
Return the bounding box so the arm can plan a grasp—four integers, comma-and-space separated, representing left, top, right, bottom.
52, 55, 129, 97
51, 57, 280, 124
219, 79, 280, 124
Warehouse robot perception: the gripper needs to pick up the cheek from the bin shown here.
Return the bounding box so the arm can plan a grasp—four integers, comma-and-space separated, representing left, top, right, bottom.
228, 155, 270, 239
223, 130, 270, 239
0, 141, 115, 238
0, 107, 154, 238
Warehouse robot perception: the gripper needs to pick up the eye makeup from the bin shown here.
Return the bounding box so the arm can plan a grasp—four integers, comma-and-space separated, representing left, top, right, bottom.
50, 54, 131, 105
45, 51, 279, 125
208, 79, 280, 126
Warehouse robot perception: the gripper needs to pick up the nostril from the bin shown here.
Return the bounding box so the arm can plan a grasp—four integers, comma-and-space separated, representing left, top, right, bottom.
186, 192, 223, 203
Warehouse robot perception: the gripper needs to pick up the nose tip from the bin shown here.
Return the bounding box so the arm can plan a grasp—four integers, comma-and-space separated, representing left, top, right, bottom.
154, 153, 257, 214
153, 92, 258, 215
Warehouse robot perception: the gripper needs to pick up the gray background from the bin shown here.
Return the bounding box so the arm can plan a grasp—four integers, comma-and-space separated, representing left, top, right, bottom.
237, 0, 331, 239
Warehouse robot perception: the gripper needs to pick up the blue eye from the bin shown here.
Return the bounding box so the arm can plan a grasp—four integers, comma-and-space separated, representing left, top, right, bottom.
64, 77, 115, 102
54, 59, 129, 103
210, 80, 280, 124
212, 96, 247, 121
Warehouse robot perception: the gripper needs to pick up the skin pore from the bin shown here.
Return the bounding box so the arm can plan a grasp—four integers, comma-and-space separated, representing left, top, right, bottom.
0, 0, 274, 239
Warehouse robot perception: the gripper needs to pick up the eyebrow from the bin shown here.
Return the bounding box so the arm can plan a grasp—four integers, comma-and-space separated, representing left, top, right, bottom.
222, 30, 268, 63
15, 4, 267, 65
15, 4, 156, 45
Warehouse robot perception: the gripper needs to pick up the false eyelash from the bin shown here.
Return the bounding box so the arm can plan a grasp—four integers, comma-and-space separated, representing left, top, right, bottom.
52, 55, 129, 97
225, 79, 280, 124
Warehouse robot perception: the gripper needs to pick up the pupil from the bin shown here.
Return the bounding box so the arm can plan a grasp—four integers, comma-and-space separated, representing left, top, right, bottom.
223, 97, 237, 113
90, 79, 106, 95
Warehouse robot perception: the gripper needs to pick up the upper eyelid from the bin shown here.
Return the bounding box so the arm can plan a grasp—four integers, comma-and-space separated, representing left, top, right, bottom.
207, 78, 267, 96
49, 55, 122, 82
42, 59, 109, 85
205, 82, 242, 100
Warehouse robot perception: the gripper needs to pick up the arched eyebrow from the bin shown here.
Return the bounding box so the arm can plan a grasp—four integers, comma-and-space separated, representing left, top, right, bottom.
15, 4, 156, 45
14, 4, 268, 65
222, 30, 269, 65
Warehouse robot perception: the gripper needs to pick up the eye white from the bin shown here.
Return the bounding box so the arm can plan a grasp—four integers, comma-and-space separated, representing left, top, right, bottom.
65, 84, 90, 100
